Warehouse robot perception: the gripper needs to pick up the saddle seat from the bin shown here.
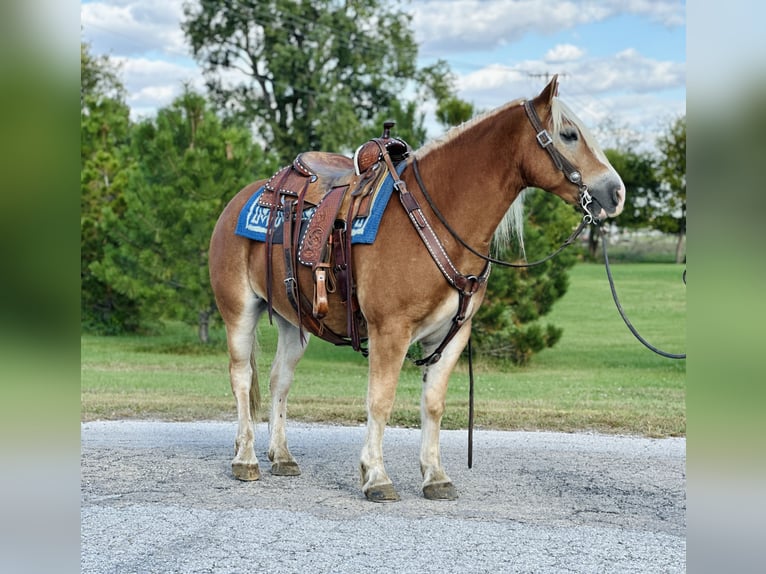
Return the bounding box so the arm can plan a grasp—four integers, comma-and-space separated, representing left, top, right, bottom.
258, 152, 365, 210
294, 151, 355, 182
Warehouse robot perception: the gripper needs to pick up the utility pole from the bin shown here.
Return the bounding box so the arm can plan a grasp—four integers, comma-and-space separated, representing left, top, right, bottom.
526, 71, 569, 83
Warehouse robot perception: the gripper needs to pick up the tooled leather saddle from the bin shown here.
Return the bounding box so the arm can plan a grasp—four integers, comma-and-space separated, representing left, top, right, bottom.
261, 121, 410, 353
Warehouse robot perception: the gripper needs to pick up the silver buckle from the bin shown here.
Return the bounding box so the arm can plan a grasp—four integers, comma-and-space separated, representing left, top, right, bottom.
536, 130, 553, 148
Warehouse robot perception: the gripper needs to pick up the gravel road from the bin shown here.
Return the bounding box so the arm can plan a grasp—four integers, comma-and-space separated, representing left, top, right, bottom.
81, 421, 685, 573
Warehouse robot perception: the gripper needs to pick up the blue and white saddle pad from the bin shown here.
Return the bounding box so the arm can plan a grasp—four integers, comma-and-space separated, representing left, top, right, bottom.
235, 162, 405, 245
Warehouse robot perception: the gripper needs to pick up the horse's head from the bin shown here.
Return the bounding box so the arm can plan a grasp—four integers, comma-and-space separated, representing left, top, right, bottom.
522, 75, 625, 222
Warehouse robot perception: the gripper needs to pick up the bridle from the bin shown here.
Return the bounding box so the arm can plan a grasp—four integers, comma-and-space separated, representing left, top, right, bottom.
414, 99, 683, 350
521, 99, 686, 360
521, 100, 603, 225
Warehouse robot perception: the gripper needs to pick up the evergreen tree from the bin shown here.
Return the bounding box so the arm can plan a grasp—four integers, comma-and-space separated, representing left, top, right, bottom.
472, 190, 580, 365
91, 89, 278, 341
80, 42, 141, 333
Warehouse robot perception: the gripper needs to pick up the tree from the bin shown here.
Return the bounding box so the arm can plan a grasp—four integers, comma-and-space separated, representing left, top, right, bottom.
472, 189, 581, 365
182, 0, 433, 163
595, 148, 662, 258
81, 42, 141, 333
597, 117, 686, 263
91, 89, 278, 342
655, 116, 686, 263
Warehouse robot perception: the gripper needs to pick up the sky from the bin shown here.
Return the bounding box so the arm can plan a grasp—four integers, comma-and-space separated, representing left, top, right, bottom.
80, 0, 686, 152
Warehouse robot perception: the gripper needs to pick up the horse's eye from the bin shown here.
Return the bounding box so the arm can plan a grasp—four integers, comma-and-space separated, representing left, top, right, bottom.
560, 128, 579, 143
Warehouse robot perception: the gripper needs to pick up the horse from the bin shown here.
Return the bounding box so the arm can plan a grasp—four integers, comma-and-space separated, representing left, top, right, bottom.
208, 75, 625, 502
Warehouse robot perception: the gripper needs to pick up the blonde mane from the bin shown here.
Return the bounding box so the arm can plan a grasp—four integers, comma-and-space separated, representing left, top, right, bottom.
415, 98, 529, 257
414, 98, 525, 160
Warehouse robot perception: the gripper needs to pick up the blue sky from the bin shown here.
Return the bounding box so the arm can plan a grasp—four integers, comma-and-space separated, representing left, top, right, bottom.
81, 0, 685, 151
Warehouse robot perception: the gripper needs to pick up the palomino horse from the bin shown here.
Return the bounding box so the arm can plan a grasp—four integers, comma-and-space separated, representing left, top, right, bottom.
209, 76, 625, 502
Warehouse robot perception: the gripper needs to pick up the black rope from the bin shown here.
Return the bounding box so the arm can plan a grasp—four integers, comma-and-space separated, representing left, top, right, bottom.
467, 336, 475, 469
600, 229, 686, 360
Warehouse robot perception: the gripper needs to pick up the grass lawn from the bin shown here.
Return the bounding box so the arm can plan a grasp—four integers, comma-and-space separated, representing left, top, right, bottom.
81, 263, 686, 437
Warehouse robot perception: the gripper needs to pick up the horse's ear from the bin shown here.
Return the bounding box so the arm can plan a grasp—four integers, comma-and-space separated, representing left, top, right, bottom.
538, 74, 559, 104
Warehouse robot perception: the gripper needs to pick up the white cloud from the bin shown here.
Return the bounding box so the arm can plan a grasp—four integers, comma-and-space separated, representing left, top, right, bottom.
81, 0, 685, 152
112, 57, 206, 120
81, 0, 188, 57
452, 48, 685, 150
545, 44, 585, 63
457, 50, 684, 103
411, 0, 684, 54
82, 1, 204, 120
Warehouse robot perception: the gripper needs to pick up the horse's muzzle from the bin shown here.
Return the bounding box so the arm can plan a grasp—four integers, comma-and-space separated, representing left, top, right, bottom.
589, 174, 625, 219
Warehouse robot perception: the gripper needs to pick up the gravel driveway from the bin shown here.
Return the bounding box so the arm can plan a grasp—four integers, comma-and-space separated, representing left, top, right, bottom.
81, 421, 685, 573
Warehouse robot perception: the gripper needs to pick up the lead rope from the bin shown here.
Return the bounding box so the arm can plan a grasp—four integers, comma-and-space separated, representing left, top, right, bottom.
600, 226, 686, 359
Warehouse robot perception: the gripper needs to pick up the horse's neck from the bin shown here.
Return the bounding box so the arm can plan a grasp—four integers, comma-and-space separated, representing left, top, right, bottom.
413, 109, 526, 255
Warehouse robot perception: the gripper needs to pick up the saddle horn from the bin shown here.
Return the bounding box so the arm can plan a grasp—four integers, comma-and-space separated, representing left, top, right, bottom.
382, 120, 395, 139
353, 120, 411, 175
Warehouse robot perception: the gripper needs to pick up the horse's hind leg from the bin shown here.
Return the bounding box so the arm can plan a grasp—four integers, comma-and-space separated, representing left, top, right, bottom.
267, 314, 308, 476
419, 324, 472, 500
226, 295, 265, 481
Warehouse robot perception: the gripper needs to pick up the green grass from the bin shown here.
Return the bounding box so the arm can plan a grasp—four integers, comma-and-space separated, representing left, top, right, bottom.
81, 263, 686, 437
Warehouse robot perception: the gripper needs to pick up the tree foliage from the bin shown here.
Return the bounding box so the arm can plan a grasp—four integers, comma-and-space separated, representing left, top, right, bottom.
590, 147, 663, 259
600, 116, 686, 262
91, 88, 278, 341
436, 96, 475, 128
81, 42, 141, 333
471, 190, 581, 365
654, 116, 686, 262
182, 0, 435, 162
80, 14, 587, 356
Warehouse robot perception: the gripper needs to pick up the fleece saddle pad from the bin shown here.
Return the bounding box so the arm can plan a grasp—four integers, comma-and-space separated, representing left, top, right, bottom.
234, 162, 405, 245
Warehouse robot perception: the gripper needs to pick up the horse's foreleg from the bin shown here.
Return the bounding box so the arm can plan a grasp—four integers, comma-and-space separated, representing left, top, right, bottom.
359, 328, 410, 502
228, 298, 265, 481
419, 324, 472, 500
267, 315, 308, 476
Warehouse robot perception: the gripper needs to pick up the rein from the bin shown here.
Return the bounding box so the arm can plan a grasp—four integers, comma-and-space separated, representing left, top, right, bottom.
598, 225, 686, 360
408, 99, 600, 271
411, 158, 590, 269
378, 98, 685, 467
413, 154, 687, 361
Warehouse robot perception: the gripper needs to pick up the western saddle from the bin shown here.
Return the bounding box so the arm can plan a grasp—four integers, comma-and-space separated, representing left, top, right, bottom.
260, 121, 410, 353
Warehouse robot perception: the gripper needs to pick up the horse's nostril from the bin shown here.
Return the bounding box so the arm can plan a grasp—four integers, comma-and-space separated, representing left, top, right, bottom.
613, 187, 624, 206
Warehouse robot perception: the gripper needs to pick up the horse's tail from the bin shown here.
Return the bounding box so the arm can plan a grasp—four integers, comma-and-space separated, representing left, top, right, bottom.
249, 345, 261, 416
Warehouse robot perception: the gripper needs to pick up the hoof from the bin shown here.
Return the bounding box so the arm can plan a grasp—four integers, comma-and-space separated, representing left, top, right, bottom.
232, 461, 261, 481
423, 482, 458, 501
270, 461, 301, 476
364, 483, 401, 503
